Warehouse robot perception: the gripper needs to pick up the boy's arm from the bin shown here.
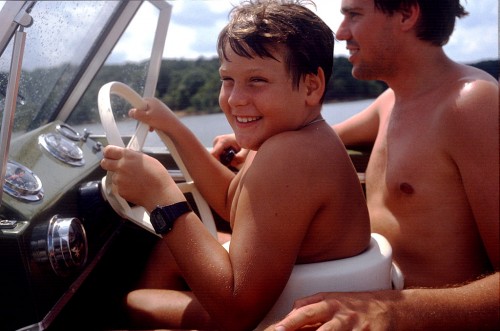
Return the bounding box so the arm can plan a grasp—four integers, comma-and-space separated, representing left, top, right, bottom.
129, 97, 236, 219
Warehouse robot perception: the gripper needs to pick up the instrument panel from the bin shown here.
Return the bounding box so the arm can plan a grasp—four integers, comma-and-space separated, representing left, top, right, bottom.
0, 121, 122, 331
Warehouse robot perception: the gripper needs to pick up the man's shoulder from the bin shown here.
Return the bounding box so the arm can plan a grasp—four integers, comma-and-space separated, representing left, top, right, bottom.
453, 72, 498, 115
459, 63, 498, 84
435, 64, 497, 118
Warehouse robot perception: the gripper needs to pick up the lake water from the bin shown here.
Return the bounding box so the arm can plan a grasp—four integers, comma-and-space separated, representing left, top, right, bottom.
142, 99, 374, 148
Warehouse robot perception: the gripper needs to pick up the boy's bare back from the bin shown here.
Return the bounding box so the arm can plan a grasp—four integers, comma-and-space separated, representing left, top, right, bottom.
228, 120, 369, 265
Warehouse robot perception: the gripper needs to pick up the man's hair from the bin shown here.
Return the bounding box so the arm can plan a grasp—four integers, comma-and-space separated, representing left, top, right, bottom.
217, 0, 334, 100
374, 0, 468, 46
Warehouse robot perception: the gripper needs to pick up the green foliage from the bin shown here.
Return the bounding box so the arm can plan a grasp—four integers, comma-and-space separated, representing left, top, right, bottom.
156, 56, 391, 113
153, 57, 498, 114
3, 57, 497, 129
159, 58, 221, 113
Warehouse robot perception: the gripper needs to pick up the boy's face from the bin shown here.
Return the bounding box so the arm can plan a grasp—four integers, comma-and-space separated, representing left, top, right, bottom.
337, 0, 400, 81
218, 45, 311, 150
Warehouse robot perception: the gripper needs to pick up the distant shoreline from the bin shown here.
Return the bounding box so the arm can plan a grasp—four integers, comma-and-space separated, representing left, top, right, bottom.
172, 98, 368, 117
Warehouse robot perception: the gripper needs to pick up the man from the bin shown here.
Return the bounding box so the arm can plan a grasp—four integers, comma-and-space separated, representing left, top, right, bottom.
214, 0, 499, 329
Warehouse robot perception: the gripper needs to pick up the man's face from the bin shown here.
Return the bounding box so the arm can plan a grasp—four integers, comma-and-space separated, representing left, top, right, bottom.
336, 0, 399, 81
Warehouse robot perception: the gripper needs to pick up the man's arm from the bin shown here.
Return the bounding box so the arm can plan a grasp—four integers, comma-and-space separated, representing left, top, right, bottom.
333, 89, 393, 146
268, 272, 499, 331
445, 79, 499, 268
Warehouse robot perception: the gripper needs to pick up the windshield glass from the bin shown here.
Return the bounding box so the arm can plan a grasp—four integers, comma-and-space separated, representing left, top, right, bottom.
67, 2, 160, 134
0, 1, 119, 133
0, 1, 159, 138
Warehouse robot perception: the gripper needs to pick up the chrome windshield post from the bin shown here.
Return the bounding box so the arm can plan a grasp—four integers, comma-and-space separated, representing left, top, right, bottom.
0, 8, 32, 207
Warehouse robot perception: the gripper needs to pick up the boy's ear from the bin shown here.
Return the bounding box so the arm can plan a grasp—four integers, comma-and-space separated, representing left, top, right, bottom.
305, 67, 325, 106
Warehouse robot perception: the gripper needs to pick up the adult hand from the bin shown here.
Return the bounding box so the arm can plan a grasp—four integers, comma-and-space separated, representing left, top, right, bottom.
269, 292, 394, 331
211, 133, 248, 169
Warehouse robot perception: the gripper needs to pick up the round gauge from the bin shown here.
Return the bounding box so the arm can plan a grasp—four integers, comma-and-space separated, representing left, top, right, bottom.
39, 132, 85, 166
3, 160, 44, 202
31, 215, 88, 277
48, 216, 88, 276
56, 123, 82, 141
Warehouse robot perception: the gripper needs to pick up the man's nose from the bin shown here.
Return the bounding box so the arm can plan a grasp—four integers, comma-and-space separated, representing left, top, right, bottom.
335, 20, 350, 41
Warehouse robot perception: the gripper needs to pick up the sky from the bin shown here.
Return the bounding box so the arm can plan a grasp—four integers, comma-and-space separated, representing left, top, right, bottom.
155, 0, 498, 64
0, 0, 497, 65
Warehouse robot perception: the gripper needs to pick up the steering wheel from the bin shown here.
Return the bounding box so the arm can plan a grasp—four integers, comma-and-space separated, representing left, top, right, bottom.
98, 81, 217, 238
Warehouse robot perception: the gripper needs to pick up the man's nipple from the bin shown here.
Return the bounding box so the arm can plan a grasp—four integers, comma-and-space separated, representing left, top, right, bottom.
399, 182, 415, 194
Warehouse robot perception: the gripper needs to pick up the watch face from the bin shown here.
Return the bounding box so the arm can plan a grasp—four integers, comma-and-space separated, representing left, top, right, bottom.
151, 208, 169, 234
150, 202, 192, 234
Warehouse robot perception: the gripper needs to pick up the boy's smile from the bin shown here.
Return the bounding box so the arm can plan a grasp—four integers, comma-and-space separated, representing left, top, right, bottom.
218, 45, 309, 151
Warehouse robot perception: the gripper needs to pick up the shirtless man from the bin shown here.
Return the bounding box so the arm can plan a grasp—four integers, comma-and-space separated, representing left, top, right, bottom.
214, 0, 499, 329
101, 1, 370, 330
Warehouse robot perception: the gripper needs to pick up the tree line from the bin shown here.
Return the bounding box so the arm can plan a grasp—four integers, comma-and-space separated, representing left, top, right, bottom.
2, 57, 497, 130
156, 56, 498, 114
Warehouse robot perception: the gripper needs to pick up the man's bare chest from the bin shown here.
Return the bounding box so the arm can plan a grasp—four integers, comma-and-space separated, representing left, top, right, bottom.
366, 109, 456, 198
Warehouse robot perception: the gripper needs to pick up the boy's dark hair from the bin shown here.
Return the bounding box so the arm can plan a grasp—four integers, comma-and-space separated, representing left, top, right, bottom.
217, 0, 334, 101
374, 0, 468, 46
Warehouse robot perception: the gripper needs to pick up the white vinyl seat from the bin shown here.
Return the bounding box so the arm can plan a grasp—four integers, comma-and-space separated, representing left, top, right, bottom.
229, 233, 404, 329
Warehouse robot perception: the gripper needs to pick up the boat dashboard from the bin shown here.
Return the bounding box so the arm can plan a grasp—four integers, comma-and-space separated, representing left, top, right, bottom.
1, 121, 122, 330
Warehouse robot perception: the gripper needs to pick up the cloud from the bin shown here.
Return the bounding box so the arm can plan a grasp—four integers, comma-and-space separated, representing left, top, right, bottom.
442, 1, 499, 63
162, 0, 498, 63
164, 1, 232, 59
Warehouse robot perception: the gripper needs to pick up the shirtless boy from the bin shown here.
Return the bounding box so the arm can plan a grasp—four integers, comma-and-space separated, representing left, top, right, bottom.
214, 0, 499, 329
100, 1, 370, 330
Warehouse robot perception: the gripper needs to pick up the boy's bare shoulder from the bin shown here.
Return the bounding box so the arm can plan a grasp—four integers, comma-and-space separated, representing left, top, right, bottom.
250, 125, 351, 188
259, 125, 339, 161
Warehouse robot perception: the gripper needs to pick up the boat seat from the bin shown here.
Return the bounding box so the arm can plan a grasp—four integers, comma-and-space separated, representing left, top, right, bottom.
224, 233, 403, 329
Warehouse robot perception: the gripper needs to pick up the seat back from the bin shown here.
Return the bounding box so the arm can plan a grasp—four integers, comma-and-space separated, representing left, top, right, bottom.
257, 233, 402, 328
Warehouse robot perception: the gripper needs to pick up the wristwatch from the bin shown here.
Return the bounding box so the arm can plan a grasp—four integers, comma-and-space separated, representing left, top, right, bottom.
150, 201, 192, 234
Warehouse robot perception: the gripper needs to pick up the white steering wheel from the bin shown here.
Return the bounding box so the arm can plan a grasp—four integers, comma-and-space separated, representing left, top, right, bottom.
98, 81, 217, 238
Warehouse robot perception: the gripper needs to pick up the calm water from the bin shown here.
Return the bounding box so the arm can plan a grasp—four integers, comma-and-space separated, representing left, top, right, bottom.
79, 99, 373, 148
143, 99, 374, 148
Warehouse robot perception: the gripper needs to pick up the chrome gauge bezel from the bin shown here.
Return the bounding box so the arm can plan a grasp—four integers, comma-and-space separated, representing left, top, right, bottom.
39, 132, 85, 166
47, 216, 88, 276
3, 160, 44, 202
56, 123, 82, 141
31, 215, 89, 277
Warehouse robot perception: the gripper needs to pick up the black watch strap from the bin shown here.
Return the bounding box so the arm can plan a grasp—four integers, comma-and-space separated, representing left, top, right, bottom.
150, 201, 192, 234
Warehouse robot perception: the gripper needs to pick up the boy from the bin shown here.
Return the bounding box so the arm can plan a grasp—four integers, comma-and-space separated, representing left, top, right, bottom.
101, 1, 370, 329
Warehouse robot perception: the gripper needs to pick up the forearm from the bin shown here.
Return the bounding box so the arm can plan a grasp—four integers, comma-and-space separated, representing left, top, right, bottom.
390, 272, 499, 330
166, 212, 265, 330
158, 122, 234, 218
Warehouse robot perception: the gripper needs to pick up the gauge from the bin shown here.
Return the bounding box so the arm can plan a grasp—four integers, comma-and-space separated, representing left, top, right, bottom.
56, 123, 82, 141
3, 160, 44, 202
31, 215, 88, 277
39, 132, 85, 166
